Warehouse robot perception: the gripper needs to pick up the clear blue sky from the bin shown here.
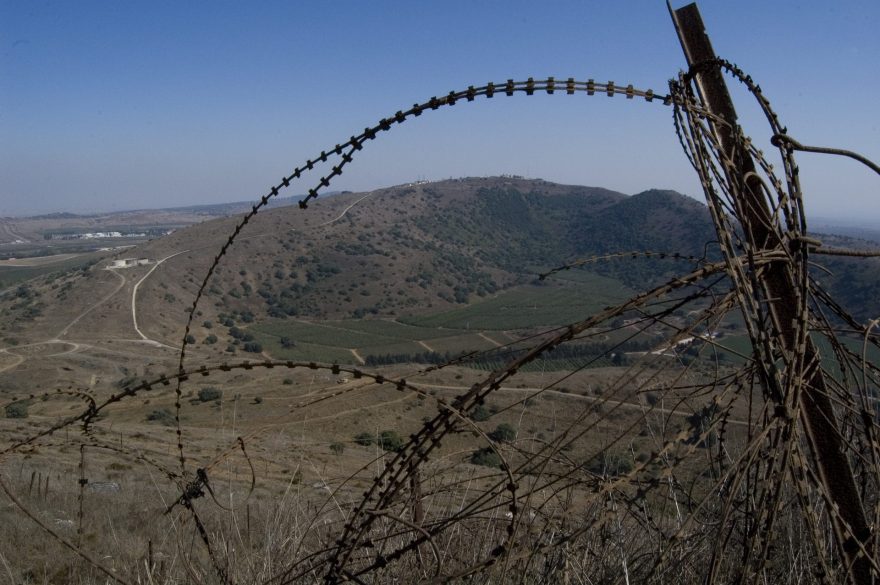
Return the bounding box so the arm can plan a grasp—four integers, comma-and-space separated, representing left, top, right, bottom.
2, 1, 878, 223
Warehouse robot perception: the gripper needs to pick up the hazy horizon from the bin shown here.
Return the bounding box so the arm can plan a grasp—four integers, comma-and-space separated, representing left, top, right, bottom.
3, 1, 878, 222
5, 179, 880, 237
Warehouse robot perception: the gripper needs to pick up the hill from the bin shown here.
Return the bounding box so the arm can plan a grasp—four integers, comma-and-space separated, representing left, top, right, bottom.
123, 178, 726, 338
1, 177, 878, 584
2, 176, 877, 353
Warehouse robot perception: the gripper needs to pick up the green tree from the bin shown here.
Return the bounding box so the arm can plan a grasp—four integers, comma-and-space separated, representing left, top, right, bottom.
470, 447, 502, 468
4, 401, 29, 419
243, 341, 263, 353
378, 430, 404, 452
146, 408, 174, 425
471, 403, 497, 421
585, 452, 633, 477
489, 423, 517, 443
197, 387, 222, 402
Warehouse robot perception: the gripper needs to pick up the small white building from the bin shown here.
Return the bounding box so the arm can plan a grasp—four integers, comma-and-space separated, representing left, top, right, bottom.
108, 258, 151, 269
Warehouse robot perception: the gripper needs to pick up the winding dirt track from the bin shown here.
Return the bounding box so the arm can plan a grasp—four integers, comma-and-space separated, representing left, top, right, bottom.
478, 332, 502, 347
0, 219, 31, 244
57, 268, 126, 338
292, 191, 375, 231
415, 382, 750, 427
0, 350, 24, 374
0, 340, 87, 374
2, 250, 190, 375
131, 251, 188, 348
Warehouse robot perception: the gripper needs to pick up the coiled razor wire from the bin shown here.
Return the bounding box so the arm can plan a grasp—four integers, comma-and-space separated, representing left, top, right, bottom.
1, 67, 878, 585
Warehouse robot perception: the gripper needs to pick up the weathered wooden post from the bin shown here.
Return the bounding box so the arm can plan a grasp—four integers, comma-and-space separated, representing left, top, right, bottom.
669, 3, 874, 582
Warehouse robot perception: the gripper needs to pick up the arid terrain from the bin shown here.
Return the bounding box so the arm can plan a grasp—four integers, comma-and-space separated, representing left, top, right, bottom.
1, 178, 878, 584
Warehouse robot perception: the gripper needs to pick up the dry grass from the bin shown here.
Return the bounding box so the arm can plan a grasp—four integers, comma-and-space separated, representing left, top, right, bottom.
1, 65, 879, 585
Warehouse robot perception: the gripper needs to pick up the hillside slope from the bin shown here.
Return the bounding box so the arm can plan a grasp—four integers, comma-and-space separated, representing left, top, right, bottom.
126, 178, 720, 337
2, 176, 876, 350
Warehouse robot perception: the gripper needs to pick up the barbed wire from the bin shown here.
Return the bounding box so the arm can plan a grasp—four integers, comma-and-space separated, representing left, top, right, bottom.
1, 61, 878, 584
168, 77, 673, 493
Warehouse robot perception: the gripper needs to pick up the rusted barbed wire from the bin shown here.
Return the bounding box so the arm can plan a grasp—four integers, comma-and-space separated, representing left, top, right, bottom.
670, 54, 879, 582
2, 58, 878, 585
169, 77, 674, 490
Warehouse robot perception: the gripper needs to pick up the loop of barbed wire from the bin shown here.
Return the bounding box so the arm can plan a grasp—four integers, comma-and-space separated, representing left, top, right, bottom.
670, 56, 879, 583
3, 60, 879, 585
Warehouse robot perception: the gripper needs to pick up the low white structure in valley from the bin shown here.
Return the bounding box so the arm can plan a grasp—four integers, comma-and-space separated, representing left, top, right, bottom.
108, 258, 151, 269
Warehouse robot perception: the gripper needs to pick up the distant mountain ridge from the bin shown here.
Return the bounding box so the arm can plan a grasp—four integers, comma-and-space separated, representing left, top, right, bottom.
3, 194, 309, 221
116, 176, 727, 334
142, 176, 880, 325
3, 177, 876, 345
